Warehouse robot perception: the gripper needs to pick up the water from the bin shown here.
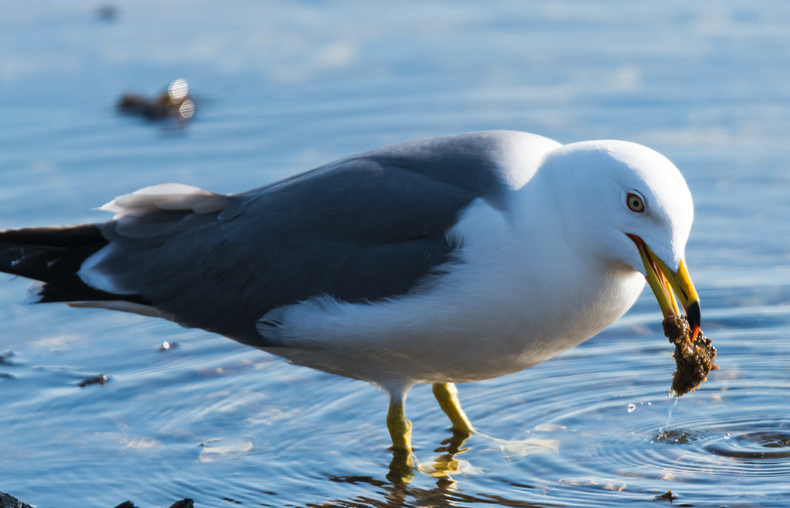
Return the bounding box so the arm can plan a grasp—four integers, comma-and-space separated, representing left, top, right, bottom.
2, 1, 790, 506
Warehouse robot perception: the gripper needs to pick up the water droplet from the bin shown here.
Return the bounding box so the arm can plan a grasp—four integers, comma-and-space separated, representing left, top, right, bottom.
627, 403, 636, 413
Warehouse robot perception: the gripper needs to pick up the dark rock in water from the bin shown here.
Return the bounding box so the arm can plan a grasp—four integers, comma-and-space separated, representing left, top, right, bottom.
662, 315, 717, 396
112, 502, 137, 508
0, 492, 33, 508
78, 374, 109, 388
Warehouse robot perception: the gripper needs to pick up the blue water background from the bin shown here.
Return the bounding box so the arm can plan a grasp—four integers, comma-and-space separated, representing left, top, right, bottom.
1, 2, 790, 507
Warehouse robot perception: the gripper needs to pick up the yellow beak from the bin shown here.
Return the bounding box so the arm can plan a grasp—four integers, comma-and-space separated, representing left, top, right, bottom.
627, 234, 701, 339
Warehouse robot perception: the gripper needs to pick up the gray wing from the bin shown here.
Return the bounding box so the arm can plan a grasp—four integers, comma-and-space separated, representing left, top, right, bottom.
88, 131, 545, 346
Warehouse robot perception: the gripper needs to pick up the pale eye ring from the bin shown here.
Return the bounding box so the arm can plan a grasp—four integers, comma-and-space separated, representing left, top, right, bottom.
626, 191, 645, 213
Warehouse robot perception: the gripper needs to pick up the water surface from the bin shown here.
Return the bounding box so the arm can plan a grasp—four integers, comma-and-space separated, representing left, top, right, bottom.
2, 2, 790, 507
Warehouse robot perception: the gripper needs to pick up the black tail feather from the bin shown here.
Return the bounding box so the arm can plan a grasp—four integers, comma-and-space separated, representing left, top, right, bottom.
0, 224, 150, 305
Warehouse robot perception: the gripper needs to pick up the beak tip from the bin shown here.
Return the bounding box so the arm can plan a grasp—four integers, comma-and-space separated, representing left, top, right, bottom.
685, 300, 701, 338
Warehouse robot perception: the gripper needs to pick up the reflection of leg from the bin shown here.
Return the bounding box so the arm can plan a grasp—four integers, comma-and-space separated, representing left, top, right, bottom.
386, 393, 414, 484
432, 383, 475, 434
425, 429, 472, 478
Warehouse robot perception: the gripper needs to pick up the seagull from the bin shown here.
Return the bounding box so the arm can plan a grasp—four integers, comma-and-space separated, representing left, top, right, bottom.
0, 130, 699, 459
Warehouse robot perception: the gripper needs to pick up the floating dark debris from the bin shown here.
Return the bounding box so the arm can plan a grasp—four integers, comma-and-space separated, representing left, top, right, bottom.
1, 351, 16, 378
1, 497, 193, 508
0, 350, 14, 365
663, 315, 717, 396
109, 500, 191, 508
111, 499, 192, 508
77, 374, 109, 388
96, 4, 119, 22
158, 340, 178, 352
118, 79, 195, 123
653, 489, 677, 503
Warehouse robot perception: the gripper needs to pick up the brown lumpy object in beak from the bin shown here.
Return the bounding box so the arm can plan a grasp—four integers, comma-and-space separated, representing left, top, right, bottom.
663, 316, 717, 396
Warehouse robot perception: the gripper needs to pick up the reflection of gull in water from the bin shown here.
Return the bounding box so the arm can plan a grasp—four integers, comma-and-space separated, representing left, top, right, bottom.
0, 130, 700, 479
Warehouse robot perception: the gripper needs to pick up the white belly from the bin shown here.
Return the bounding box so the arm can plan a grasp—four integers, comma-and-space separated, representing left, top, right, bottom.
257, 199, 646, 392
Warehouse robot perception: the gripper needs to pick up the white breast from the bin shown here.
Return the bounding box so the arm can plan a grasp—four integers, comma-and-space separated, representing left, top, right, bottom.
257, 195, 645, 391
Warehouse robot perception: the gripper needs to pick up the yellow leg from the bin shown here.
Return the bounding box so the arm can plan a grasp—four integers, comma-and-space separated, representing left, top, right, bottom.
386, 394, 414, 485
432, 382, 475, 433
386, 395, 413, 452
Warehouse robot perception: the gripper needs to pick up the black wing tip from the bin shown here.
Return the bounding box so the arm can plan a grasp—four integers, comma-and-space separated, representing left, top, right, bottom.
35, 284, 151, 306
0, 224, 150, 306
0, 224, 105, 249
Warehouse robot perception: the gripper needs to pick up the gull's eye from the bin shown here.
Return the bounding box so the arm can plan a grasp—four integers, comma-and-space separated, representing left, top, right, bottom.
626, 192, 645, 213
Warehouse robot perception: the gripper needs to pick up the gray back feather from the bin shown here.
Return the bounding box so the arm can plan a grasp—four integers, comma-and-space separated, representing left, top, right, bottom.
94, 131, 535, 346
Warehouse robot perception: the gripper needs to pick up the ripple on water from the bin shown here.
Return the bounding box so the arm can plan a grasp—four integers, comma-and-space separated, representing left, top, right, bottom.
562, 397, 788, 504
453, 330, 790, 506
655, 419, 790, 468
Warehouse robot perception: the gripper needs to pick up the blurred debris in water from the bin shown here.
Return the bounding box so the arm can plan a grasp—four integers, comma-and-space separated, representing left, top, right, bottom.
1, 493, 194, 508
117, 79, 195, 124
0, 351, 15, 379
95, 4, 119, 22
77, 373, 109, 388
0, 350, 14, 365
158, 340, 178, 351
654, 490, 677, 503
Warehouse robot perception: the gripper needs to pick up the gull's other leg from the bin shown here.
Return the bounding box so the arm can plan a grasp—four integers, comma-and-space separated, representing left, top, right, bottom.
432, 382, 475, 434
